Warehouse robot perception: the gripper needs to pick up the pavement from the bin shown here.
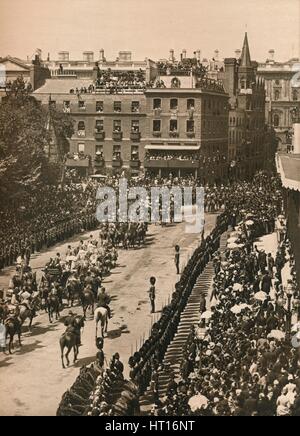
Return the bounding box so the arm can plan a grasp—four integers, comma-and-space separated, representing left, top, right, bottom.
0, 214, 216, 416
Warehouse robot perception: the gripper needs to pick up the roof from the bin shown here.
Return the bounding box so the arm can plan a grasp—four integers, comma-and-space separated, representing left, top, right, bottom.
0, 55, 30, 71
240, 33, 252, 68
34, 78, 92, 94
276, 153, 300, 191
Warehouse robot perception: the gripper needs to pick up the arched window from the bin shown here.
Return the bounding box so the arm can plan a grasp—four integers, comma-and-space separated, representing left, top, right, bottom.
274, 90, 280, 101
273, 114, 280, 127
293, 90, 298, 101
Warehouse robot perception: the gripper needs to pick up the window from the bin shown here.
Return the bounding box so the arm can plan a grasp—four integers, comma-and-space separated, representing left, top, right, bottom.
113, 145, 121, 160
131, 120, 140, 132
274, 90, 280, 101
96, 145, 103, 154
170, 119, 178, 132
49, 100, 56, 108
275, 80, 280, 86
63, 101, 70, 113
78, 143, 85, 153
96, 101, 103, 113
78, 100, 86, 110
187, 99, 195, 110
293, 90, 298, 101
153, 120, 161, 132
131, 101, 140, 113
114, 101, 122, 113
113, 120, 122, 132
78, 121, 86, 136
153, 98, 161, 110
131, 146, 139, 161
273, 114, 280, 127
170, 99, 178, 110
95, 120, 104, 132
187, 120, 195, 132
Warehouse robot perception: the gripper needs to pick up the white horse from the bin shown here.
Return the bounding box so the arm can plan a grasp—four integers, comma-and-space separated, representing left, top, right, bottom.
94, 307, 108, 338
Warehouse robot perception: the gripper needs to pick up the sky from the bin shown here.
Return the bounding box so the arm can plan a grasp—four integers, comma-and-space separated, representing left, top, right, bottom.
0, 0, 299, 63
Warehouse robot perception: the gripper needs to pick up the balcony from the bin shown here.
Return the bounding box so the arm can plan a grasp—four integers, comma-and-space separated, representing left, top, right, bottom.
186, 131, 195, 139
130, 131, 141, 142
144, 159, 199, 169
112, 159, 122, 168
154, 108, 162, 116
112, 131, 123, 141
94, 158, 105, 167
130, 160, 141, 168
169, 131, 179, 138
152, 131, 162, 138
77, 130, 86, 138
95, 131, 105, 141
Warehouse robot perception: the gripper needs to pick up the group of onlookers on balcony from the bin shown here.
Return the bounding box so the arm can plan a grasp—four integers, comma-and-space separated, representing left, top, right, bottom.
94, 68, 147, 94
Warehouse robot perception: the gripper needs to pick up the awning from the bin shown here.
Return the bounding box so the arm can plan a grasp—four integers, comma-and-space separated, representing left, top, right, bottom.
66, 158, 90, 168
276, 153, 300, 192
145, 145, 200, 151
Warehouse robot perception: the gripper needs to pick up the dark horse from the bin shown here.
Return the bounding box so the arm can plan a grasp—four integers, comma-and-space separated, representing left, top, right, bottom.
47, 294, 61, 323
81, 289, 95, 319
5, 316, 22, 354
66, 280, 82, 308
60, 316, 85, 369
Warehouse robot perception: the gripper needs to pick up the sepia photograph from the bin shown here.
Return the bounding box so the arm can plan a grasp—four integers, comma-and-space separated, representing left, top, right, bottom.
0, 0, 300, 421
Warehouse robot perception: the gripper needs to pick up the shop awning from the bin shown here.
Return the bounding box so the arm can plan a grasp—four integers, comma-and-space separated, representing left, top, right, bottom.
145, 145, 201, 151
276, 153, 300, 192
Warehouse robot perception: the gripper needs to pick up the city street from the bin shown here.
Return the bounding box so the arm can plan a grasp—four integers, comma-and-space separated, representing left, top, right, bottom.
0, 215, 216, 416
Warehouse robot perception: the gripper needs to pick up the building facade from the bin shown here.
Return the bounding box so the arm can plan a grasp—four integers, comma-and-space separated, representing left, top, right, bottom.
220, 33, 274, 179
257, 53, 300, 150
34, 56, 229, 181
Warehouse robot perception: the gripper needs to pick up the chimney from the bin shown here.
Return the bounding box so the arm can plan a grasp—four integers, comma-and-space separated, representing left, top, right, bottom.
268, 49, 275, 61
182, 49, 187, 59
196, 50, 201, 61
214, 49, 219, 60
99, 49, 105, 61
58, 51, 69, 62
169, 49, 175, 62
235, 49, 241, 59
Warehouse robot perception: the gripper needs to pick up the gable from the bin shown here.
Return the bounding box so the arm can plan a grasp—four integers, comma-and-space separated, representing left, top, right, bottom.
0, 59, 30, 72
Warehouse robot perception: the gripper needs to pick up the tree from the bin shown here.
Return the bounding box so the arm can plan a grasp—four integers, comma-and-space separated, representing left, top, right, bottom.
0, 76, 74, 203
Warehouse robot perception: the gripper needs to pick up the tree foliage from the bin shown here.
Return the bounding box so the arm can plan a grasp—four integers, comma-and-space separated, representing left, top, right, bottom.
0, 76, 74, 203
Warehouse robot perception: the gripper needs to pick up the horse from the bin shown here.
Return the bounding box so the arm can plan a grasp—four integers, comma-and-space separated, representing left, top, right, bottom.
60, 316, 85, 369
0, 303, 9, 324
94, 307, 108, 338
66, 279, 82, 308
18, 297, 40, 330
4, 316, 22, 354
81, 289, 95, 319
47, 294, 61, 323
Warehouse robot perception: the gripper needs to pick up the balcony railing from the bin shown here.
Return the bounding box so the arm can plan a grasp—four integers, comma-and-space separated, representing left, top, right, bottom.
94, 158, 105, 167
186, 131, 195, 138
112, 159, 123, 168
95, 131, 105, 141
152, 131, 162, 138
169, 131, 179, 138
112, 131, 123, 141
130, 160, 141, 168
77, 130, 86, 138
130, 131, 141, 141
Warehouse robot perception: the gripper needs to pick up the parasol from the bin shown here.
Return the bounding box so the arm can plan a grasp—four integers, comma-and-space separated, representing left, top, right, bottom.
245, 220, 254, 226
254, 291, 267, 301
233, 283, 243, 292
200, 310, 213, 320
267, 330, 285, 341
188, 394, 209, 412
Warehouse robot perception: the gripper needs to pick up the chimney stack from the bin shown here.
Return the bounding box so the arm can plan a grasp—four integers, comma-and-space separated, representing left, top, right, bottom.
268, 49, 275, 61
214, 49, 219, 60
99, 49, 105, 61
169, 49, 175, 62
83, 51, 94, 62
182, 49, 187, 59
196, 50, 201, 61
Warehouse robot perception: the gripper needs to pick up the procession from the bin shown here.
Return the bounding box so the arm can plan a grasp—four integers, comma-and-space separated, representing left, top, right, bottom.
1, 0, 300, 420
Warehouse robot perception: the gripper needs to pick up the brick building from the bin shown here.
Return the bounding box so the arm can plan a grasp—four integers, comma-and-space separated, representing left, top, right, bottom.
220, 33, 274, 179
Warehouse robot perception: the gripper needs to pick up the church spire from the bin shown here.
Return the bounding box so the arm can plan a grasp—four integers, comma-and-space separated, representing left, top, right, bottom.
240, 32, 252, 67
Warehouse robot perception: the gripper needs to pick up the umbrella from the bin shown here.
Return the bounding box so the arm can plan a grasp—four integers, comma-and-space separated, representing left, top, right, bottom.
200, 310, 213, 320
267, 330, 285, 341
228, 243, 239, 249
230, 231, 242, 237
228, 237, 239, 244
233, 283, 243, 292
188, 394, 209, 412
230, 303, 251, 314
291, 322, 300, 333
254, 291, 267, 301
245, 220, 254, 226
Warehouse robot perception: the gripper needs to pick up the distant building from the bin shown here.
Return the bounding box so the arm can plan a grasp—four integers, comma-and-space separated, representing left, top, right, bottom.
257, 52, 300, 150
33, 52, 229, 181
219, 33, 275, 179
